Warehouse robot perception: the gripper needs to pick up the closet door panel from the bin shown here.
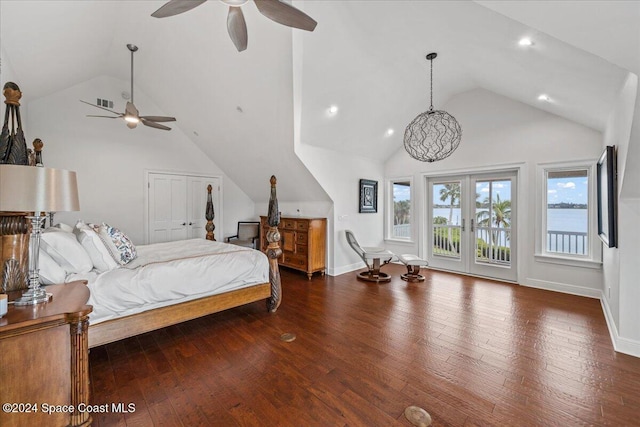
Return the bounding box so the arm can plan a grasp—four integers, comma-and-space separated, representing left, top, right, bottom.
148, 174, 188, 244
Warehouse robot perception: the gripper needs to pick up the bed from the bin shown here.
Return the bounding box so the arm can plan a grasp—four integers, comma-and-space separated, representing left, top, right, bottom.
40, 176, 283, 348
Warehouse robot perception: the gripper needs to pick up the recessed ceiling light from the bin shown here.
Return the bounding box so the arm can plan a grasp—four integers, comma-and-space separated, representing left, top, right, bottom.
519, 37, 534, 47
538, 94, 550, 102
328, 105, 339, 115
385, 128, 395, 137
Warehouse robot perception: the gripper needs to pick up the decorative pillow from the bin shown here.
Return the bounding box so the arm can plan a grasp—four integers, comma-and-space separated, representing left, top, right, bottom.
40, 228, 93, 274
38, 249, 67, 285
73, 220, 118, 273
94, 223, 137, 265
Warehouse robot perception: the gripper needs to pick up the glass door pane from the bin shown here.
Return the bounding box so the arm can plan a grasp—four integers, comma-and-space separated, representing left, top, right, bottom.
432, 181, 462, 259
474, 180, 512, 266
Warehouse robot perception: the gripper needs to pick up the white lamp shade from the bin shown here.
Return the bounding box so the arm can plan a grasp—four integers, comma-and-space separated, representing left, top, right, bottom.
0, 164, 79, 212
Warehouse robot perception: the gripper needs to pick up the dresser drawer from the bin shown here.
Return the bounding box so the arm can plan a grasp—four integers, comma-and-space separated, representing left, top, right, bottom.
296, 244, 308, 256
283, 253, 308, 269
296, 232, 308, 244
296, 221, 309, 231
282, 219, 296, 230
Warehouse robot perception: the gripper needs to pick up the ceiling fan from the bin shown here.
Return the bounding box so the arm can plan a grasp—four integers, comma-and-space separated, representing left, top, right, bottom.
151, 0, 317, 52
81, 44, 176, 131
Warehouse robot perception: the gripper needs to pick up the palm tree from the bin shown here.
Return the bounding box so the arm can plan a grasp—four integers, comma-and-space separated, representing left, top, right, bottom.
476, 193, 511, 245
439, 183, 460, 253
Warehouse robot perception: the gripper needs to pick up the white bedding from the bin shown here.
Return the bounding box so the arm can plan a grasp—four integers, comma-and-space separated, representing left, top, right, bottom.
67, 238, 269, 325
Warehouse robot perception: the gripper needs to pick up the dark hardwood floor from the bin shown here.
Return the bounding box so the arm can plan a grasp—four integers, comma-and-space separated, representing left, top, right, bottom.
89, 264, 640, 426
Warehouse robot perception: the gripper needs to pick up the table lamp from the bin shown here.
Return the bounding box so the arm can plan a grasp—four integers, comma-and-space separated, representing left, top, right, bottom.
0, 164, 79, 305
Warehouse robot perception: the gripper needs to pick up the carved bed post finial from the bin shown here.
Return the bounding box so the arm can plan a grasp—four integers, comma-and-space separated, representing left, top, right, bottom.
266, 175, 282, 312
3, 82, 22, 106
33, 138, 44, 166
205, 184, 215, 241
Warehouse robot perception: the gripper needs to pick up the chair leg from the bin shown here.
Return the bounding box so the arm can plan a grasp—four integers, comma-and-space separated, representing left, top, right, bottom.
401, 264, 425, 282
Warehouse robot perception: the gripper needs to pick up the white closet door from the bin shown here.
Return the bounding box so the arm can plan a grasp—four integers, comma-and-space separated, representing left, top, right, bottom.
148, 173, 188, 244
187, 176, 220, 239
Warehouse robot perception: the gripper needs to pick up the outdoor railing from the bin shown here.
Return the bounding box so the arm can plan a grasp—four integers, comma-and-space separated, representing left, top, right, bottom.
392, 223, 411, 238
547, 230, 588, 255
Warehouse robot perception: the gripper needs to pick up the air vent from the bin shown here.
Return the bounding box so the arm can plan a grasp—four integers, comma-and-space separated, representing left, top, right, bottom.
96, 98, 114, 109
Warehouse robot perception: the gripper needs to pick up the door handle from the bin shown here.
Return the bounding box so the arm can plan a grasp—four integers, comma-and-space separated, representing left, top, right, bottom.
182, 222, 186, 226
471, 219, 475, 232
461, 219, 465, 232
189, 222, 193, 226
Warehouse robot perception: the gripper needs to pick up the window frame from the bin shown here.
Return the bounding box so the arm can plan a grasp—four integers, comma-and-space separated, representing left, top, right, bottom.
386, 176, 414, 243
535, 161, 601, 269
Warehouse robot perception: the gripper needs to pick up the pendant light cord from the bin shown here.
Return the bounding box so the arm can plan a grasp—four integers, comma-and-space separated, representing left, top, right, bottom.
429, 56, 434, 112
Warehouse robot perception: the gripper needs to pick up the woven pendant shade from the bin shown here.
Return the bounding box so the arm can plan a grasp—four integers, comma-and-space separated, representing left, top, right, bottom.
404, 53, 462, 162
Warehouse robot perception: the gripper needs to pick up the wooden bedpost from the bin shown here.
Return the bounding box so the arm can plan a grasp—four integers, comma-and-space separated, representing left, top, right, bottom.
266, 175, 282, 312
206, 184, 215, 241
1, 82, 32, 292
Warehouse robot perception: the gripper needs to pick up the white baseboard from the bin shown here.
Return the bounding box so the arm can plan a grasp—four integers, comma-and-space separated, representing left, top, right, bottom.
522, 277, 602, 299
328, 262, 363, 277
600, 294, 640, 358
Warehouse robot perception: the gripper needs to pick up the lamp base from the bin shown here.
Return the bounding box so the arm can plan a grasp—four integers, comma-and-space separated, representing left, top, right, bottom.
14, 288, 52, 306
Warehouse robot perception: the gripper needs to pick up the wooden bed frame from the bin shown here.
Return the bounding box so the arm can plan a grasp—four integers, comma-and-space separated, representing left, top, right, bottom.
88, 176, 283, 348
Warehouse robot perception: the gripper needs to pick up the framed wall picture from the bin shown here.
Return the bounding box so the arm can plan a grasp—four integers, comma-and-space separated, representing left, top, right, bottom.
359, 179, 378, 213
596, 145, 617, 248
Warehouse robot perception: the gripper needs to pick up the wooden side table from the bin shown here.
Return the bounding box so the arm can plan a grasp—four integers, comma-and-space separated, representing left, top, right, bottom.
0, 281, 93, 427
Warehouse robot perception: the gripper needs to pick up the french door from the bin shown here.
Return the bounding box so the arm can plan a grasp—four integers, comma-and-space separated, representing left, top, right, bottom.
147, 172, 221, 244
427, 171, 517, 282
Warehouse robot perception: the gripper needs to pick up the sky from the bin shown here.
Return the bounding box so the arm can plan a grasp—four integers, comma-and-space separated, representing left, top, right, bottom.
547, 177, 588, 204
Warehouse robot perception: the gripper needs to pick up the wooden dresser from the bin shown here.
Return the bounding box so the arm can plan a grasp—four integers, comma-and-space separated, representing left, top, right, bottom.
260, 216, 326, 279
0, 281, 92, 427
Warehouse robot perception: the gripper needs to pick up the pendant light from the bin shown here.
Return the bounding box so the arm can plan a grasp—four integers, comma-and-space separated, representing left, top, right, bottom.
404, 53, 462, 162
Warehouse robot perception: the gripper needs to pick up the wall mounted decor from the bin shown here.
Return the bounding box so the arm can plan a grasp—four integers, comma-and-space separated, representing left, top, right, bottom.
359, 179, 378, 213
597, 145, 617, 248
404, 52, 462, 162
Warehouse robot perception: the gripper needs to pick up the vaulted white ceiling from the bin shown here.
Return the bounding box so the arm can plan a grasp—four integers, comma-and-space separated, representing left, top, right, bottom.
1, 1, 637, 192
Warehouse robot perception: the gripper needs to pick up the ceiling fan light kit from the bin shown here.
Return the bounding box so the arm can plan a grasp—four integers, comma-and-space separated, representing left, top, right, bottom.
151, 0, 317, 52
80, 44, 176, 131
404, 52, 462, 162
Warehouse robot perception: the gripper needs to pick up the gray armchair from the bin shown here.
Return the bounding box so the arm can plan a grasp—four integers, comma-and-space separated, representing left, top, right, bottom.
227, 221, 260, 249
345, 229, 395, 283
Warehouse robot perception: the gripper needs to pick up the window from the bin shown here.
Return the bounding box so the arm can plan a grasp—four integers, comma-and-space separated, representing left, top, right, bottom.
388, 179, 412, 240
546, 169, 589, 255
536, 162, 600, 268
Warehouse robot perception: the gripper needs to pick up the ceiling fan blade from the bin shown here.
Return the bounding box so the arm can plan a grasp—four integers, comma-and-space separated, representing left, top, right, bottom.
227, 6, 248, 52
86, 115, 121, 119
127, 122, 138, 129
151, 0, 207, 18
254, 0, 317, 32
80, 100, 121, 115
139, 115, 176, 122
141, 118, 172, 131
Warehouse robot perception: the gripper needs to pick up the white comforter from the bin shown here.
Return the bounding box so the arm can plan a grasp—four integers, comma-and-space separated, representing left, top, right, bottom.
68, 239, 269, 324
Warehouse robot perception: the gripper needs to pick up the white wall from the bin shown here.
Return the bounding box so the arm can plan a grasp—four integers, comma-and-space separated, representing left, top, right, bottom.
24, 76, 255, 244
291, 29, 385, 275
601, 72, 637, 328
385, 88, 604, 294
600, 72, 640, 357
294, 143, 385, 275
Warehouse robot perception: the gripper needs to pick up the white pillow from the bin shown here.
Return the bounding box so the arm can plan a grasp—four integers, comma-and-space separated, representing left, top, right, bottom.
40, 228, 93, 274
73, 221, 118, 273
94, 223, 137, 265
38, 249, 67, 285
